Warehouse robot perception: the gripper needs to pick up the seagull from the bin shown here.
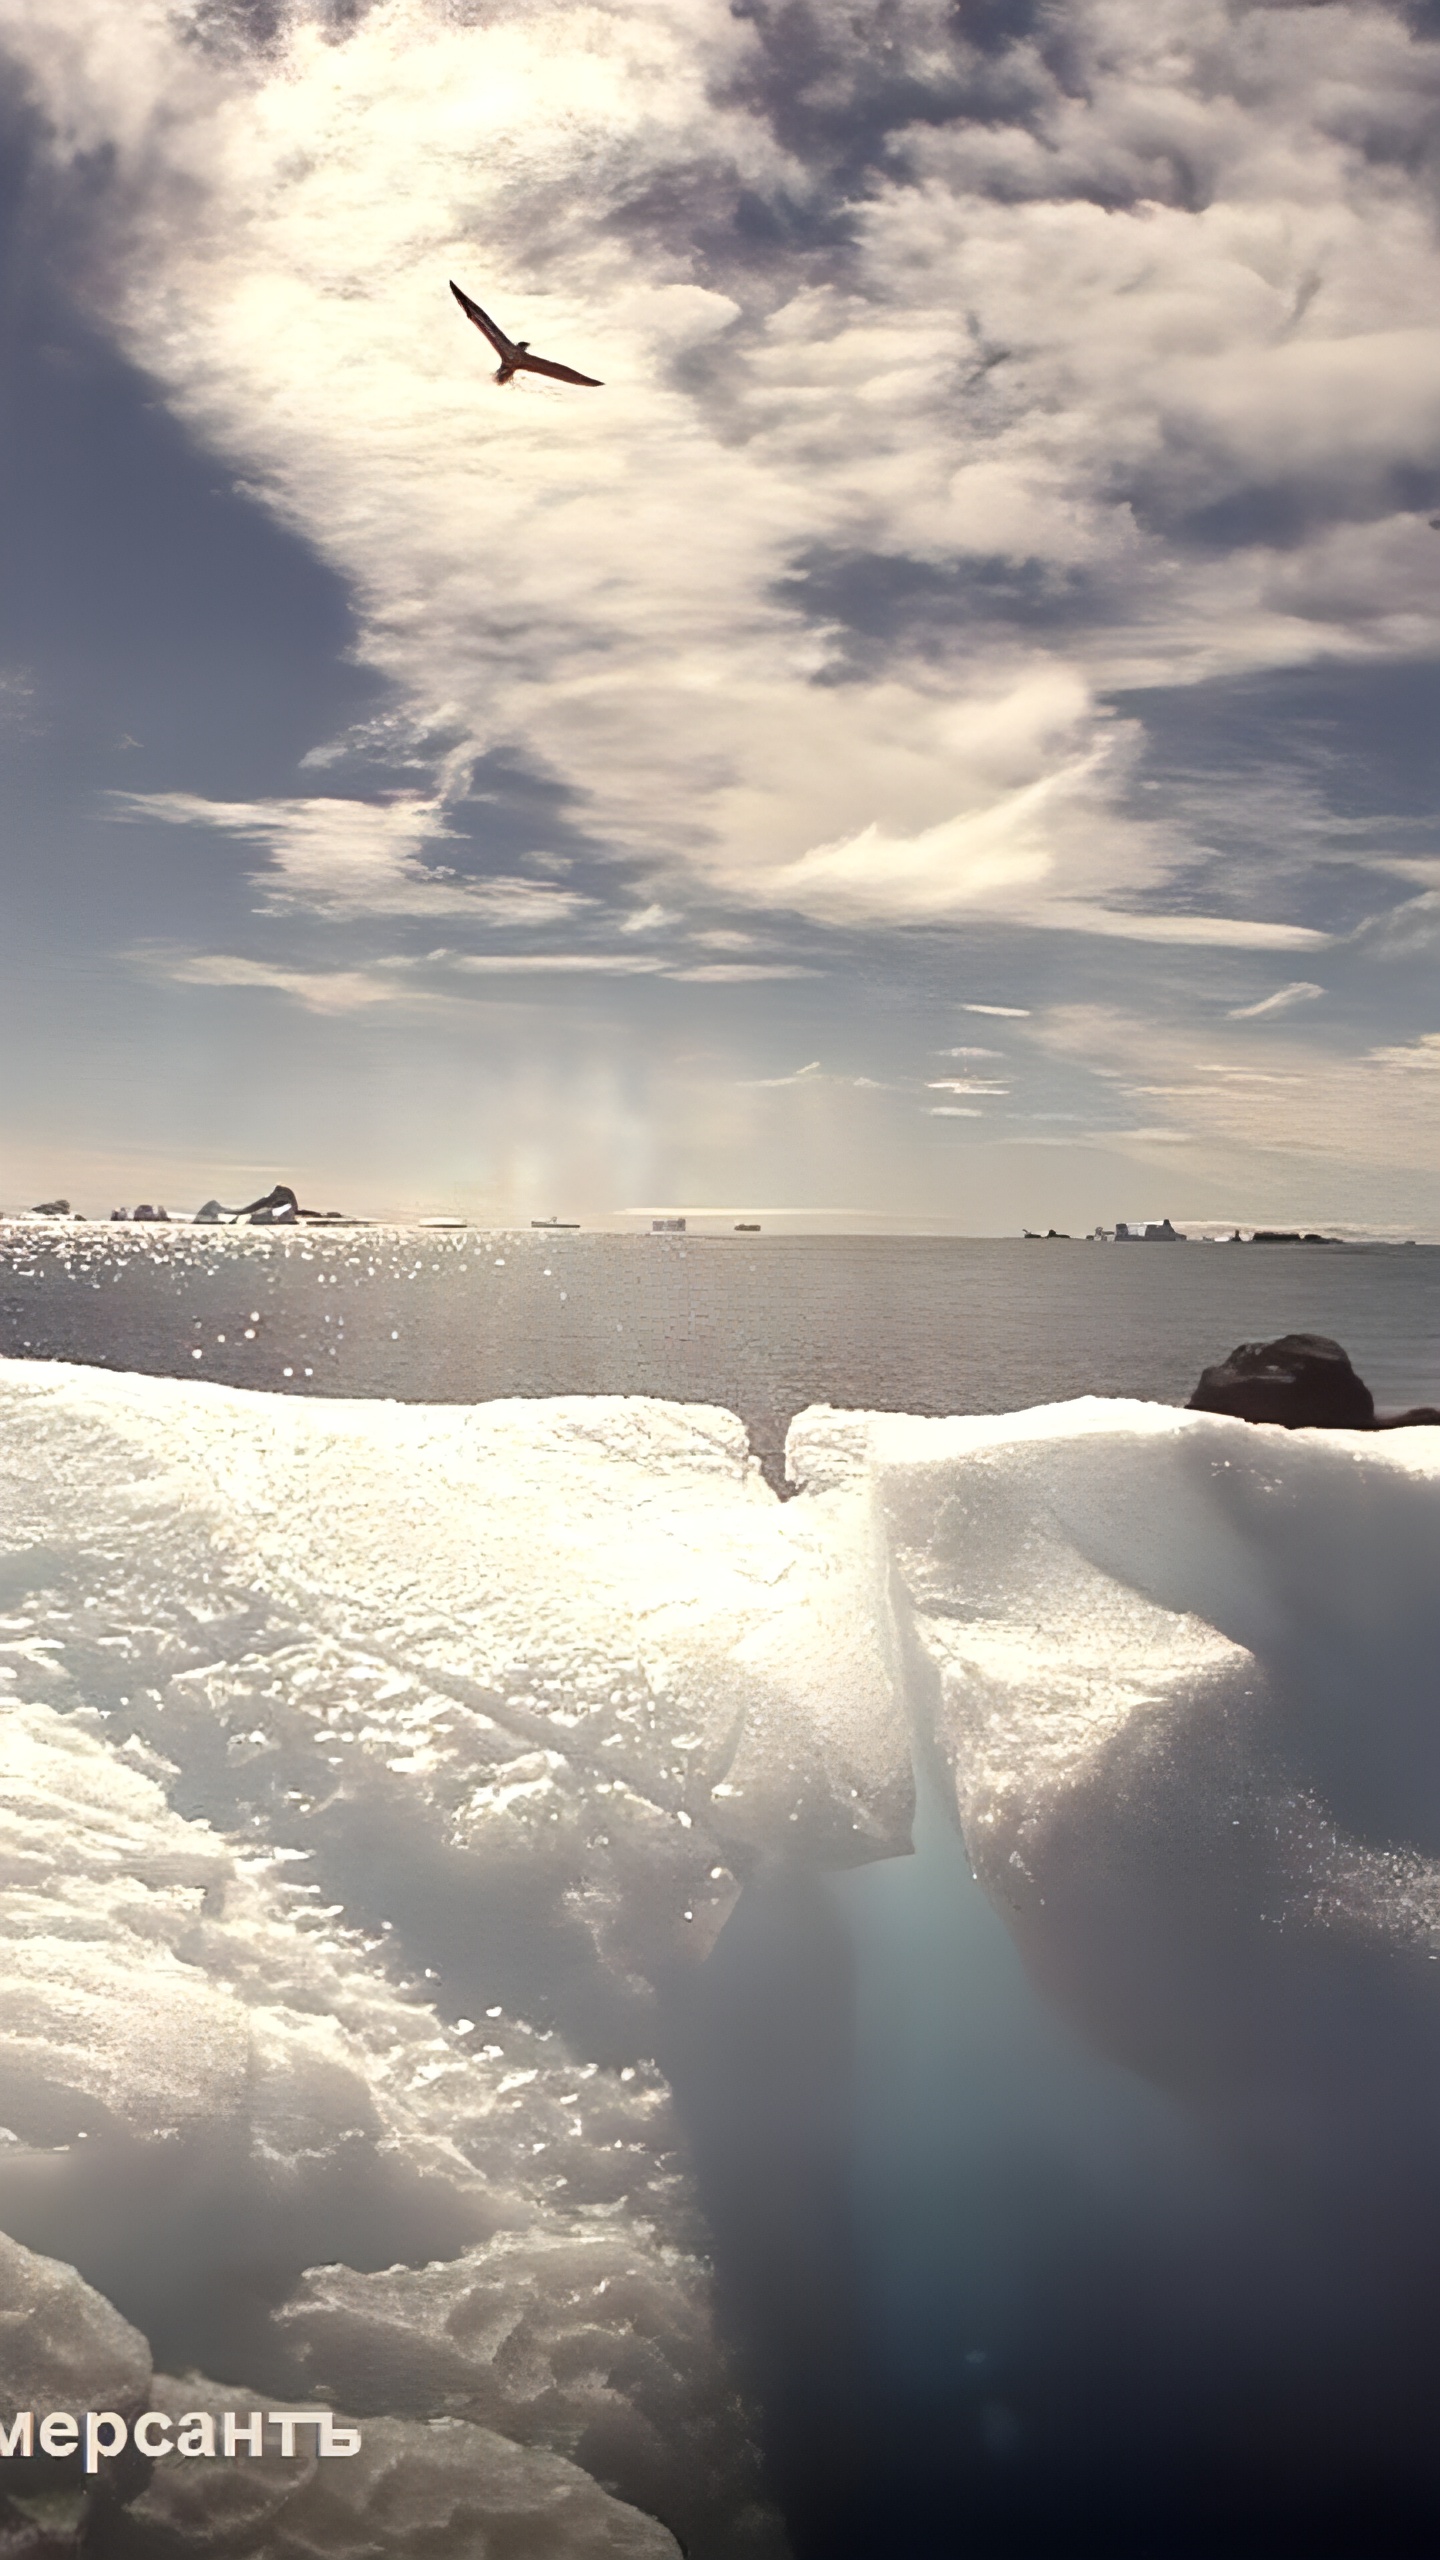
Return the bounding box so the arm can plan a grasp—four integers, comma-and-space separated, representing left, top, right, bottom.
449, 281, 602, 387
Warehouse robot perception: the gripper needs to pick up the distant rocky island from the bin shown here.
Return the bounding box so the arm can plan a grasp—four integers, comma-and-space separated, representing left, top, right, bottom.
15, 1183, 362, 1227
1025, 1220, 1343, 1243
192, 1183, 360, 1226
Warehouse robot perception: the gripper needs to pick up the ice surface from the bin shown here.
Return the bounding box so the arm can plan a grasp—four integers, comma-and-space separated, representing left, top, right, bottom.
852, 1397, 1440, 2535
277, 2234, 758, 2534
0, 1362, 914, 2557
0, 1688, 775, 2554
6, 1361, 1440, 2546
868, 1399, 1440, 2130
0, 2231, 149, 2419
0, 1366, 909, 1997
125, 2375, 681, 2558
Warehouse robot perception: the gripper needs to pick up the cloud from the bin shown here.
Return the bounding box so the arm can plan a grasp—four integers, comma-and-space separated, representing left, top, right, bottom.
450, 952, 666, 974
1192, 1066, 1302, 1084
926, 1078, 1009, 1095
11, 0, 1436, 948
744, 1062, 822, 1087
445, 954, 815, 978
162, 952, 400, 1011
1034, 1003, 1440, 1173
1046, 909, 1329, 949
756, 681, 1126, 923
1353, 887, 1440, 957
937, 1045, 1002, 1058
963, 1004, 1031, 1018
1366, 1033, 1440, 1073
1103, 1127, 1195, 1144
743, 1059, 888, 1085
0, 665, 39, 735
108, 791, 591, 923
927, 1105, 983, 1117
668, 962, 818, 980
1227, 980, 1326, 1018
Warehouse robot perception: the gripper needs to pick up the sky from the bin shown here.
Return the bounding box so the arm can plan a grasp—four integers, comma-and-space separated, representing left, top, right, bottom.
2, 0, 1440, 1231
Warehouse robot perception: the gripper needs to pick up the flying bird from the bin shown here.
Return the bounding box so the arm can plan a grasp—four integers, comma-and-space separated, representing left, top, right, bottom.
449, 281, 602, 387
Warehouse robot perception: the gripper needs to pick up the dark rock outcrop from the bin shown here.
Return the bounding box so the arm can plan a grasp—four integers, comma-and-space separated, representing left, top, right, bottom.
1189, 1334, 1374, 1428
237, 1183, 300, 1224
1189, 1333, 1440, 1430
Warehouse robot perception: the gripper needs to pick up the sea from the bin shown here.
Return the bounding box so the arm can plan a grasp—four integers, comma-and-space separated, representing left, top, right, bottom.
5, 1219, 1439, 2557
3, 1223, 1438, 1486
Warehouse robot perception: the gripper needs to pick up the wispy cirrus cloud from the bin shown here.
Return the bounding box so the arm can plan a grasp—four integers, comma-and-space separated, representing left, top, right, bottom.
1032, 1003, 1440, 1181
1227, 981, 1326, 1019
107, 790, 590, 923
161, 952, 401, 1011
746, 1062, 822, 1088
1044, 910, 1329, 950
743, 1060, 887, 1089
448, 952, 665, 976
149, 939, 817, 1004
1366, 1032, 1440, 1073
0, 665, 39, 736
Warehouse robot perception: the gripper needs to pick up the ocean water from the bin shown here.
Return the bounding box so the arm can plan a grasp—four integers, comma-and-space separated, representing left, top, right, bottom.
4, 1225, 1439, 1482
5, 1223, 1440, 2558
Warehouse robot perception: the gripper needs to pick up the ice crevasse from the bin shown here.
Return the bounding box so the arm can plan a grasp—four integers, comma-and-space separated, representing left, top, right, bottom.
1, 1359, 1439, 2551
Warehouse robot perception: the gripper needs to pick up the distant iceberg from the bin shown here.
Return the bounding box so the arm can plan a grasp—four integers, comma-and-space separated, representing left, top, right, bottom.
1, 1362, 1438, 2550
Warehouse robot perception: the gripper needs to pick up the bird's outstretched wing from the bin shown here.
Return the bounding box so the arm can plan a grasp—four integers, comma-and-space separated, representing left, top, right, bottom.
516, 351, 603, 387
450, 281, 515, 360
